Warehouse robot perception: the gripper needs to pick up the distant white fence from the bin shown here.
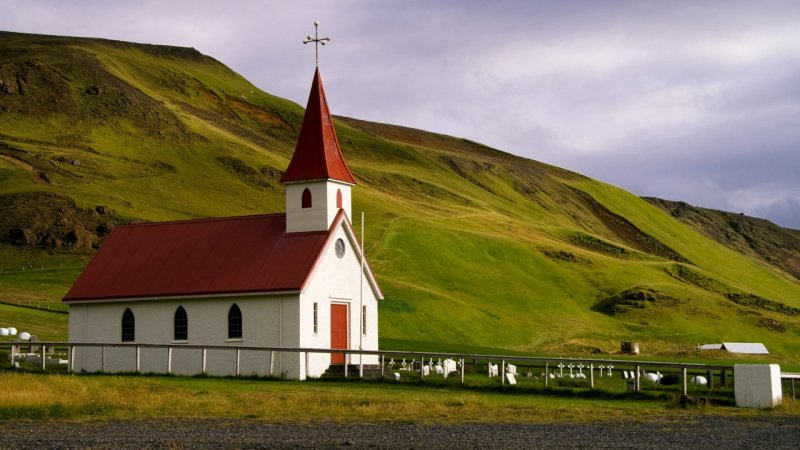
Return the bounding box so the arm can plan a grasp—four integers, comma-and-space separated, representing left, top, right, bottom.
0, 341, 741, 395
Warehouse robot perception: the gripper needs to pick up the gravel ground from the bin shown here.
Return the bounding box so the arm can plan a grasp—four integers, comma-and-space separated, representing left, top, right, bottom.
1, 416, 798, 449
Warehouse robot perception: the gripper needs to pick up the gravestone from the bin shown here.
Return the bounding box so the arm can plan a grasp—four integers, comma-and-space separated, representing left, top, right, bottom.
506, 373, 517, 385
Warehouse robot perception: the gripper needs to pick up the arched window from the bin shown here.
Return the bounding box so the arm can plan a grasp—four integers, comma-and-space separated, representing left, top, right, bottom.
174, 306, 188, 341
301, 188, 312, 208
228, 304, 242, 339
336, 189, 343, 209
121, 308, 135, 342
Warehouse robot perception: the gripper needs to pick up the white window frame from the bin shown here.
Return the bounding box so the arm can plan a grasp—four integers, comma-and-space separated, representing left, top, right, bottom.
313, 302, 319, 335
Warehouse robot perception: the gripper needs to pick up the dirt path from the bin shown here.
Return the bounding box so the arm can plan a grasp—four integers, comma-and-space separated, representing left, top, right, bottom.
1, 416, 798, 449
0, 153, 49, 185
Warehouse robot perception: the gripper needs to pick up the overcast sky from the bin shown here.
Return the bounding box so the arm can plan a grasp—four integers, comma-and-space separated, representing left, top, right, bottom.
3, 1, 799, 228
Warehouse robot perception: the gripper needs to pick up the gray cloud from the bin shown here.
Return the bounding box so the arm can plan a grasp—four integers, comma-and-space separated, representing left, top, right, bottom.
1, 0, 799, 227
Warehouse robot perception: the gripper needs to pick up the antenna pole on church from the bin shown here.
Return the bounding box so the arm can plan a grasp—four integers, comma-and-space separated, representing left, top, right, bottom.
359, 211, 364, 378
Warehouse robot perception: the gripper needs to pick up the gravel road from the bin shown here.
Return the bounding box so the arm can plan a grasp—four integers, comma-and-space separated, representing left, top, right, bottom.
1, 416, 798, 449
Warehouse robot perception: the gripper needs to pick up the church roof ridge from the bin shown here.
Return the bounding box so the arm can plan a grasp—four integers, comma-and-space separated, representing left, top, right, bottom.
280, 68, 356, 185
115, 213, 287, 229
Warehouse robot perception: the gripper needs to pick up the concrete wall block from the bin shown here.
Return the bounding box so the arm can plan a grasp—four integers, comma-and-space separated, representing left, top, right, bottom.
734, 364, 782, 408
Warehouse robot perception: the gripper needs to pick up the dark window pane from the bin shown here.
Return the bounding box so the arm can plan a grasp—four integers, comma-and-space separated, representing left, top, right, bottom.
122, 308, 135, 342
228, 304, 242, 339
174, 306, 188, 341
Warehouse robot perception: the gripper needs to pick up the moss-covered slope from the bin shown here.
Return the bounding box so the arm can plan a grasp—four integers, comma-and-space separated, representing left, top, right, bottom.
1, 31, 799, 361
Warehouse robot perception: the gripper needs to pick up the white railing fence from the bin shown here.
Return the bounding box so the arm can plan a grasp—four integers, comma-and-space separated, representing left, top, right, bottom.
0, 341, 746, 396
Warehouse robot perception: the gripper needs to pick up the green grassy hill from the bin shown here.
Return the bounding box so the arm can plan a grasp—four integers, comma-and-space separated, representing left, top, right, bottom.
1, 31, 799, 362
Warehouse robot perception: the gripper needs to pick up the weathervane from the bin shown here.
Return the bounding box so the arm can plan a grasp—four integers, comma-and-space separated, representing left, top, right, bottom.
303, 21, 330, 67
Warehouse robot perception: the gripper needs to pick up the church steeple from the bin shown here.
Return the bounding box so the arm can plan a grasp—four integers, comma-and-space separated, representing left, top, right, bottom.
282, 32, 355, 234
280, 68, 356, 185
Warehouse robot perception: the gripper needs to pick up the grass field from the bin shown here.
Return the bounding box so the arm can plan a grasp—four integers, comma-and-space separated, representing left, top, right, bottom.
1, 372, 796, 423
0, 303, 67, 341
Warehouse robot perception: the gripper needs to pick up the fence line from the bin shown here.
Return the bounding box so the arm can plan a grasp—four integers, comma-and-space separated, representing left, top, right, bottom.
1, 341, 738, 395
0, 299, 69, 313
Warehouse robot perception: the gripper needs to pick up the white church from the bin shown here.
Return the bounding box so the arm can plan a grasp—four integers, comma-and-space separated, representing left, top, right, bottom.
63, 66, 383, 379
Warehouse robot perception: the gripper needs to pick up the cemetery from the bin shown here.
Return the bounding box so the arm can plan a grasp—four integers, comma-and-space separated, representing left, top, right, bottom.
0, 338, 795, 409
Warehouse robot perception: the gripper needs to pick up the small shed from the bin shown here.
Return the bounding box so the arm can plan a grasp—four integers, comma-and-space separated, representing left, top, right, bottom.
697, 342, 769, 354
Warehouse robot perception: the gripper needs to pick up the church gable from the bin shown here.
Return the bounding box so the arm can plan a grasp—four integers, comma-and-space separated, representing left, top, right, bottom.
300, 210, 383, 300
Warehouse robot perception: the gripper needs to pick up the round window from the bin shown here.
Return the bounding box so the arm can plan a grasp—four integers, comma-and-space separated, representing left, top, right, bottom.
335, 238, 345, 258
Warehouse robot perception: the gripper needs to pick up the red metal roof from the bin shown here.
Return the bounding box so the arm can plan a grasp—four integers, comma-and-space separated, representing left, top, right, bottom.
63, 214, 330, 302
280, 68, 356, 185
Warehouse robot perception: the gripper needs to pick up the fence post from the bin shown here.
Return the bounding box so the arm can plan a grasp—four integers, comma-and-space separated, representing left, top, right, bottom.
10, 345, 15, 368
545, 362, 549, 387
682, 367, 688, 396
420, 357, 425, 380
707, 369, 714, 389
721, 369, 728, 387
67, 345, 73, 373
202, 348, 207, 374
304, 351, 309, 380
167, 347, 173, 374
501, 360, 505, 385
136, 346, 140, 373
381, 354, 385, 378
101, 346, 105, 372
236, 348, 241, 377
269, 351, 274, 377
590, 363, 594, 389
460, 358, 465, 384
41, 345, 46, 371
635, 365, 640, 392
344, 355, 349, 378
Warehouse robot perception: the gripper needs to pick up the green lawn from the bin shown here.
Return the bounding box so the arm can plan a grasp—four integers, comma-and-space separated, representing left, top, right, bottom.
2, 372, 795, 423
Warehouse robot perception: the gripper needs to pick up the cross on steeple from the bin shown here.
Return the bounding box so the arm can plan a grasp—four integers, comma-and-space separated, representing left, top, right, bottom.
303, 21, 330, 67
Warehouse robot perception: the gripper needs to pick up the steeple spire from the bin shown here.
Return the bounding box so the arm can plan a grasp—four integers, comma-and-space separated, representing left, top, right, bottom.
280, 68, 356, 185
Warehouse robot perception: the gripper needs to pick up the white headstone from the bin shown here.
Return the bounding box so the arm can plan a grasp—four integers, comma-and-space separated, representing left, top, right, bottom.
506, 373, 517, 385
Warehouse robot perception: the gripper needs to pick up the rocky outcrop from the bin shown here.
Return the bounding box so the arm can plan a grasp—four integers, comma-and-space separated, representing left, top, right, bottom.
0, 192, 129, 250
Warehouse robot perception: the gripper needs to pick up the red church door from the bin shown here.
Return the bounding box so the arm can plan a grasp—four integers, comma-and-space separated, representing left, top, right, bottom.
330, 303, 348, 364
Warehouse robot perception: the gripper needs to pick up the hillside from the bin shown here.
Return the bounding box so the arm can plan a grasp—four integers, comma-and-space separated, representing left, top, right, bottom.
644, 198, 800, 281
1, 31, 799, 361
